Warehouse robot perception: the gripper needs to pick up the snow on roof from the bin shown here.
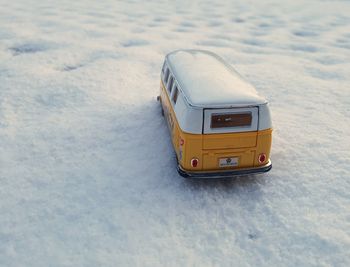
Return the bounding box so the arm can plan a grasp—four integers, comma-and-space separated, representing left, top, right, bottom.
166, 50, 267, 108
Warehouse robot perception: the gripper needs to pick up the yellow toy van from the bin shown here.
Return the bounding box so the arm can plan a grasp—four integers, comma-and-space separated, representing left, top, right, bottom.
157, 50, 272, 178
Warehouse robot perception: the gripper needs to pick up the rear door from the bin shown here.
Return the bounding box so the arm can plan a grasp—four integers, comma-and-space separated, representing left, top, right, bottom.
202, 107, 259, 169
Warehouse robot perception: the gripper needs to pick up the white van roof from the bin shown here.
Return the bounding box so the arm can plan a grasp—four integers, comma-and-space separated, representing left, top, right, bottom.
166, 50, 267, 108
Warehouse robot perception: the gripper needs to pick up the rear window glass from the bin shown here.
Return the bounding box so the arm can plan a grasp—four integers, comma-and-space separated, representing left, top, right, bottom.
211, 113, 252, 128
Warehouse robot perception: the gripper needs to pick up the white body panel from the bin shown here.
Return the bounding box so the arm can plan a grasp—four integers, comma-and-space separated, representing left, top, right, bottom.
258, 104, 273, 130
161, 50, 272, 134
173, 93, 203, 134
166, 50, 266, 108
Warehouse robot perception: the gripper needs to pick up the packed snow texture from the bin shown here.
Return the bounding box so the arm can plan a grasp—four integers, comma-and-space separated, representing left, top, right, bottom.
1, 0, 350, 266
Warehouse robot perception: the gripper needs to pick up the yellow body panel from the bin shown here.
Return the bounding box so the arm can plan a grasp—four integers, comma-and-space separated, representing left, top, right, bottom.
160, 81, 272, 172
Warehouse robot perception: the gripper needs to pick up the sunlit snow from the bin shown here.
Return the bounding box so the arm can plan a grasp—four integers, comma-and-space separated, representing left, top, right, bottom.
1, 0, 350, 266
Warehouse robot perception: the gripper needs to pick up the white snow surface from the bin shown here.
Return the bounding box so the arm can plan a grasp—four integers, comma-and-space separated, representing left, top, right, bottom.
167, 50, 266, 107
1, 0, 350, 266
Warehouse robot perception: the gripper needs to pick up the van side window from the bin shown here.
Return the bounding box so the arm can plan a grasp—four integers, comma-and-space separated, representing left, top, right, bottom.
161, 62, 165, 74
172, 86, 179, 104
167, 76, 174, 94
164, 68, 170, 84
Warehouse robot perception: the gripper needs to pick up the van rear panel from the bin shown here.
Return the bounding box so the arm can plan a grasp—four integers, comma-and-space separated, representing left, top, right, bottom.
180, 129, 272, 171
199, 107, 259, 170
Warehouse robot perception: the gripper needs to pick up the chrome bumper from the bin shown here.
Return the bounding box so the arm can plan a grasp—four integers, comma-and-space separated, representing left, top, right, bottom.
177, 160, 272, 178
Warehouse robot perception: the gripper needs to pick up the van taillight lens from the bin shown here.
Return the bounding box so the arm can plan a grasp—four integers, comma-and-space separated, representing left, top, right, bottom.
191, 158, 199, 167
258, 153, 266, 164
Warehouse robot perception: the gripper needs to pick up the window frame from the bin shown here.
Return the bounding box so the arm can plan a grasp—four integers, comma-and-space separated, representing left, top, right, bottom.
164, 67, 170, 84
203, 107, 259, 134
161, 62, 166, 75
167, 75, 174, 94
172, 85, 179, 104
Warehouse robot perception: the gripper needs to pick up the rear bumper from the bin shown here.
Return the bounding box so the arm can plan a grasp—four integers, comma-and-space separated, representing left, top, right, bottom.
177, 160, 272, 178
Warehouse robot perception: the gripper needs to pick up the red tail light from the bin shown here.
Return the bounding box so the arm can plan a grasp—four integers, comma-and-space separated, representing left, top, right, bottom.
191, 158, 199, 167
258, 153, 266, 164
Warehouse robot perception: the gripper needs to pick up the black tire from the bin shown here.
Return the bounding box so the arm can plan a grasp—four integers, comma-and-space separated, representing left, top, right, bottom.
160, 99, 164, 116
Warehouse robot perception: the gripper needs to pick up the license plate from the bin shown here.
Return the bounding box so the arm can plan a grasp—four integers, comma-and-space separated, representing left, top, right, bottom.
219, 157, 239, 167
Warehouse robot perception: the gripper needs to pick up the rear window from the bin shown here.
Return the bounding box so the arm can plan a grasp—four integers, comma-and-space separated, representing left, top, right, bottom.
211, 113, 252, 128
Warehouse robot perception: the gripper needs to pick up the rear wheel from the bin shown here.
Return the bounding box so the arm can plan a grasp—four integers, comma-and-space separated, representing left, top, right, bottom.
158, 97, 164, 116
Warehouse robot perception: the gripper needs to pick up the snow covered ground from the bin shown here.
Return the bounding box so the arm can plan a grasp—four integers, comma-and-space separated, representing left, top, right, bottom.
1, 0, 350, 266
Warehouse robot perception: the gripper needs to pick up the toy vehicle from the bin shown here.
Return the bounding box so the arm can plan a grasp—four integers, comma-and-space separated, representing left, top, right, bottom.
157, 50, 272, 178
